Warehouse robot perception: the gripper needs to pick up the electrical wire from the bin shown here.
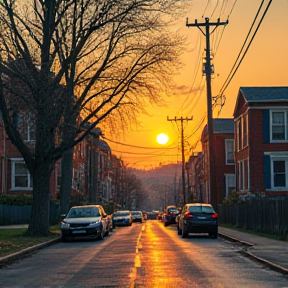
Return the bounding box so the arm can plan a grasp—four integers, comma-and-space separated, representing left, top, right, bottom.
218, 0, 272, 97
111, 149, 179, 156
103, 136, 178, 150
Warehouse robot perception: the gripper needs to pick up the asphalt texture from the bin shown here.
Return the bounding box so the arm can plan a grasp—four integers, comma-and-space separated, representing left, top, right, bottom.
0, 224, 288, 275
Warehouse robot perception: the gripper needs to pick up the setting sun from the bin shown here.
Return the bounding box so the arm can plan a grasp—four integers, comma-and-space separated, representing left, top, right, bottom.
156, 133, 169, 145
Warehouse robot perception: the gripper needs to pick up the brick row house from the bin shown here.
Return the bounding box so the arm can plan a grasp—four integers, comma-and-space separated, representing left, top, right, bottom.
188, 86, 288, 207
234, 86, 288, 196
0, 118, 113, 204
187, 118, 235, 205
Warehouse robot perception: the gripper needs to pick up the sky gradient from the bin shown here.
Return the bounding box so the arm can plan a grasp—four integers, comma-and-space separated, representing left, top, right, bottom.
104, 0, 288, 170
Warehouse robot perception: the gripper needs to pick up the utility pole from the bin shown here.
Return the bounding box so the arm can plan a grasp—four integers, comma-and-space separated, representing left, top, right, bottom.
186, 17, 228, 209
167, 116, 193, 205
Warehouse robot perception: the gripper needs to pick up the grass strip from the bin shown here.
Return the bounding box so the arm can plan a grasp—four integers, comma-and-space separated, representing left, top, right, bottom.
0, 225, 60, 258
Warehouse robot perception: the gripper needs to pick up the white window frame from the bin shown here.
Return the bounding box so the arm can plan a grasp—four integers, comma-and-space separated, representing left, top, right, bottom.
236, 118, 241, 151
11, 158, 33, 190
237, 159, 250, 192
225, 174, 236, 198
225, 139, 235, 165
270, 156, 288, 189
270, 110, 288, 142
243, 113, 248, 147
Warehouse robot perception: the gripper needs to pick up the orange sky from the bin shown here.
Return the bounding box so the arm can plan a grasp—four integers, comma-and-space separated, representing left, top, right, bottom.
105, 0, 288, 170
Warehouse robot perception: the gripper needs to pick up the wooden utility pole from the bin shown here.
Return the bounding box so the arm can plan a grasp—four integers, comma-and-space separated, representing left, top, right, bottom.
167, 116, 193, 205
186, 18, 228, 209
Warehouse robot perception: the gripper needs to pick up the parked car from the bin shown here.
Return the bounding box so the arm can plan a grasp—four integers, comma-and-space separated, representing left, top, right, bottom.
146, 211, 158, 220
177, 203, 218, 238
112, 210, 133, 227
61, 205, 110, 242
157, 212, 163, 221
131, 211, 144, 223
163, 205, 179, 226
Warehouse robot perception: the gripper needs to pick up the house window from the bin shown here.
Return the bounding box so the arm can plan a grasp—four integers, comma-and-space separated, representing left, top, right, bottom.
236, 118, 242, 150
271, 158, 288, 188
236, 114, 248, 150
271, 111, 288, 141
21, 113, 36, 141
225, 174, 236, 197
225, 139, 234, 164
237, 159, 249, 191
243, 114, 248, 147
11, 160, 33, 189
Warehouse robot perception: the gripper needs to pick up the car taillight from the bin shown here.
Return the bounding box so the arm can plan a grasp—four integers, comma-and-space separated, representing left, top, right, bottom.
212, 213, 218, 219
185, 212, 193, 218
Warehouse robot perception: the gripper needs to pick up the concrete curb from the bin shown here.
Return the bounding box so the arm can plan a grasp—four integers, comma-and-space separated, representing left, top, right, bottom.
0, 237, 62, 268
219, 232, 254, 247
219, 233, 288, 275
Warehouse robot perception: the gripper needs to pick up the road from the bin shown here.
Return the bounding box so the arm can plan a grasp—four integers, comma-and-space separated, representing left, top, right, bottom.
0, 220, 288, 287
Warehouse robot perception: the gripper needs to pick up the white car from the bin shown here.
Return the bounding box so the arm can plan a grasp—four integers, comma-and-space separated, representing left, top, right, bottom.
112, 210, 133, 227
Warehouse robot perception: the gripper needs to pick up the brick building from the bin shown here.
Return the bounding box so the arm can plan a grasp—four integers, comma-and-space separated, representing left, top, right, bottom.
200, 118, 235, 205
233, 86, 288, 196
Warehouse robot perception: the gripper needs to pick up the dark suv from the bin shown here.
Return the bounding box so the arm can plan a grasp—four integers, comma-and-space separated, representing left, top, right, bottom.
163, 205, 179, 226
177, 203, 218, 238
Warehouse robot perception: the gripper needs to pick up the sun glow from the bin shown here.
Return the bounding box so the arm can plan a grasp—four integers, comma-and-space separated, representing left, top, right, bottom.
156, 133, 169, 145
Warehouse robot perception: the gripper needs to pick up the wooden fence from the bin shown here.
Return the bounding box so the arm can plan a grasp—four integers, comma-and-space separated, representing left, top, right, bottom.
218, 197, 288, 237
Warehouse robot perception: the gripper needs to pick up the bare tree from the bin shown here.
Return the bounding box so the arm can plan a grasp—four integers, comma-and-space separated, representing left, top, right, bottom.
0, 0, 187, 235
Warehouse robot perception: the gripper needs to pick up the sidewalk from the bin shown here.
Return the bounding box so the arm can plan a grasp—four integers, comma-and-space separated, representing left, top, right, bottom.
219, 226, 288, 275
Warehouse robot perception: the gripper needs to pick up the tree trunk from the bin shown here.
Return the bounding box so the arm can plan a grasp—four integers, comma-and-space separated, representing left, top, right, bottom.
27, 161, 51, 236
59, 149, 73, 215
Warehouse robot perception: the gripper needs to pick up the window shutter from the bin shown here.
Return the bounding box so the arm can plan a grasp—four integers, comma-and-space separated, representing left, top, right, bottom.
264, 154, 271, 189
262, 110, 270, 143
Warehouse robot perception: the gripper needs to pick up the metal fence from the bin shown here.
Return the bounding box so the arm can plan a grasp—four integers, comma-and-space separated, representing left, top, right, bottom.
218, 197, 288, 237
0, 202, 60, 225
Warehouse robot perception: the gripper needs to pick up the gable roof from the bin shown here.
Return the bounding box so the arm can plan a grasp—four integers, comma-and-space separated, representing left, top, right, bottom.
201, 118, 234, 141
213, 118, 234, 134
240, 87, 288, 102
233, 86, 288, 118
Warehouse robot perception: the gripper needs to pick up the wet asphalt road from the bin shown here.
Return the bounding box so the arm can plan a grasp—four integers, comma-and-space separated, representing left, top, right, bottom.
0, 220, 288, 287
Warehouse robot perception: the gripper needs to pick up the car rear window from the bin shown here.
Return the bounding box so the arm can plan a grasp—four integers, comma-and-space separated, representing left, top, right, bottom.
168, 208, 178, 213
115, 211, 130, 216
188, 206, 215, 214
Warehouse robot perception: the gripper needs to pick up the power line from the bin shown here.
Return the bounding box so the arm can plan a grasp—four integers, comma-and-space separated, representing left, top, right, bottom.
112, 149, 179, 156
218, 0, 272, 97
103, 136, 177, 150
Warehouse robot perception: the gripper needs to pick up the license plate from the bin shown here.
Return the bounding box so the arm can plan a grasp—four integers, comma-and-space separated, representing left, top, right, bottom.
198, 216, 206, 219
72, 230, 86, 234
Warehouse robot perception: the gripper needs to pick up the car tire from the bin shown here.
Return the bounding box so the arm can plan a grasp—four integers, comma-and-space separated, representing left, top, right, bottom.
209, 232, 218, 239
62, 235, 67, 242
181, 225, 188, 238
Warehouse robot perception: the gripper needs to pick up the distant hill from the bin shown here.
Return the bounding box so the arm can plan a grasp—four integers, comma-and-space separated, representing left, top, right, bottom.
130, 163, 183, 211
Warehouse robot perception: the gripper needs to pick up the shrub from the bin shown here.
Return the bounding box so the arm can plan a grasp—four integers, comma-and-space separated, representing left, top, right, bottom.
0, 195, 33, 206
